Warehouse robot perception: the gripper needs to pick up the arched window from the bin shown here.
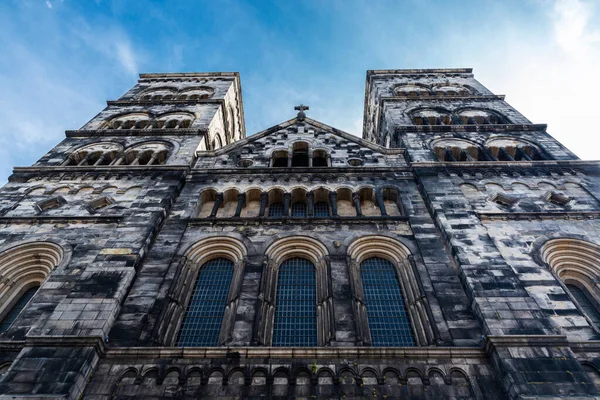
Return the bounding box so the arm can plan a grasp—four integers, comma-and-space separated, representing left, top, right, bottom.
272, 257, 317, 346
566, 284, 600, 327
431, 138, 484, 162
486, 138, 546, 161
291, 142, 309, 167
272, 150, 288, 168
314, 201, 330, 217
291, 202, 307, 217
347, 236, 436, 346
457, 109, 506, 125
360, 257, 415, 346
0, 286, 38, 334
540, 238, 600, 333
312, 150, 328, 167
176, 258, 234, 346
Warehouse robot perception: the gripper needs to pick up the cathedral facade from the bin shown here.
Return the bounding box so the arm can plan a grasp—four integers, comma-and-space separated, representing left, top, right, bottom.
0, 68, 599, 399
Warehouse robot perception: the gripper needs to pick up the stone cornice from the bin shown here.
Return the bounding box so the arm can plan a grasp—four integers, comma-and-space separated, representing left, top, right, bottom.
190, 167, 412, 176
367, 68, 473, 77
0, 216, 123, 224
104, 346, 486, 360
12, 165, 190, 174
411, 159, 600, 169
477, 211, 600, 222
107, 99, 223, 107
383, 94, 505, 101
484, 335, 568, 353
188, 216, 411, 226
66, 128, 205, 137
139, 72, 239, 79
394, 123, 547, 134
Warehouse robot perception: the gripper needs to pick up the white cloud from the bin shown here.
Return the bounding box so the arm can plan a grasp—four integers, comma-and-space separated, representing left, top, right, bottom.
45, 1, 52, 9
115, 40, 138, 75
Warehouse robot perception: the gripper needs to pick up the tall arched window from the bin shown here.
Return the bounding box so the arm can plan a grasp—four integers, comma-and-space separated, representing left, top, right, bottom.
360, 257, 415, 346
0, 286, 38, 334
566, 284, 600, 327
272, 257, 317, 346
176, 258, 234, 346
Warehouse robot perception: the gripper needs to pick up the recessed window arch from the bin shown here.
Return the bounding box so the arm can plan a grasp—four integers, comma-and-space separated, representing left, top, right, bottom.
256, 236, 334, 346
336, 187, 355, 217
291, 142, 310, 167
431, 84, 474, 96
393, 84, 431, 98
347, 236, 436, 346
104, 113, 150, 130
0, 242, 64, 335
456, 108, 507, 125
155, 112, 194, 129
63, 142, 124, 166
267, 188, 286, 217
431, 138, 484, 162
178, 86, 215, 100
313, 188, 331, 217
158, 237, 247, 346
241, 188, 262, 218
271, 150, 289, 168
486, 137, 546, 161
136, 86, 178, 101
312, 149, 329, 167
197, 189, 218, 218
123, 141, 171, 166
411, 108, 452, 126
359, 187, 379, 216
381, 187, 403, 216
540, 238, 600, 331
290, 188, 307, 217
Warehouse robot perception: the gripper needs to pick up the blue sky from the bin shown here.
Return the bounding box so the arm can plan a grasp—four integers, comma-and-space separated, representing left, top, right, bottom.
0, 0, 598, 183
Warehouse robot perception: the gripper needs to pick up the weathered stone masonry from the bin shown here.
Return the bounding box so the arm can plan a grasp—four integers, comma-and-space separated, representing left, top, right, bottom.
0, 69, 598, 399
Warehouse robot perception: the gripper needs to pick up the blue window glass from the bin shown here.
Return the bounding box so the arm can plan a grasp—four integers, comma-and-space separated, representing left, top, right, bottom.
268, 202, 284, 217
0, 286, 38, 334
291, 202, 307, 217
361, 257, 415, 346
567, 284, 600, 326
273, 257, 317, 346
314, 201, 330, 217
177, 258, 233, 346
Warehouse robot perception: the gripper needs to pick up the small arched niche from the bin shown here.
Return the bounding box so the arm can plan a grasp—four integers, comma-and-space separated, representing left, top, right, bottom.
291, 142, 310, 167
486, 137, 546, 161
336, 188, 355, 217
457, 109, 507, 125
411, 109, 452, 126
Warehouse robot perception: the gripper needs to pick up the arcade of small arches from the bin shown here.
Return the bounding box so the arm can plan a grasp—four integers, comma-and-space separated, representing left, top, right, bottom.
156, 235, 435, 348
412, 108, 509, 126
431, 137, 549, 162
135, 85, 215, 101
110, 363, 474, 398
393, 83, 476, 97
196, 186, 404, 219
102, 112, 195, 130
270, 142, 331, 167
62, 141, 171, 166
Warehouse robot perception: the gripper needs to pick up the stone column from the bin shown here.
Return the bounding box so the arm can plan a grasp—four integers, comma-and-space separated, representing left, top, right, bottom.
307, 191, 315, 217
259, 192, 268, 217
352, 192, 362, 217
234, 193, 246, 217
375, 189, 387, 216
282, 193, 291, 217
329, 191, 338, 217
210, 193, 223, 217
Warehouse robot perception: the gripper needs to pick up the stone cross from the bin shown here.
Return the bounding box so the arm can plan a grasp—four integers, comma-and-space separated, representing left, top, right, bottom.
295, 104, 309, 120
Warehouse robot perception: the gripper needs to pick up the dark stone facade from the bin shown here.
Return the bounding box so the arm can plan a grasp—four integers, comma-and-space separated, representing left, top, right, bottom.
0, 69, 598, 399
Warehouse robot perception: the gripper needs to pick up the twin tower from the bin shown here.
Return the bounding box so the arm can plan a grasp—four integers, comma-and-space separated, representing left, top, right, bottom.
0, 69, 599, 399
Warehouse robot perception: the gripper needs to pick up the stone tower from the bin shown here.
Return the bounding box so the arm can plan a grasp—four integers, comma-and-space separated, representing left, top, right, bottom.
0, 68, 599, 399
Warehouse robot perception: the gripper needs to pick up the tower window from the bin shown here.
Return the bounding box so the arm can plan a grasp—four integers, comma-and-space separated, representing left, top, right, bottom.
176, 258, 234, 346
566, 284, 600, 327
361, 257, 415, 346
0, 287, 38, 334
272, 257, 317, 346
272, 151, 289, 167
312, 150, 328, 167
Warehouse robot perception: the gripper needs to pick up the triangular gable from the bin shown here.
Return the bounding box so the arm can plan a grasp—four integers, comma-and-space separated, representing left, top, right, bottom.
196, 117, 403, 158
